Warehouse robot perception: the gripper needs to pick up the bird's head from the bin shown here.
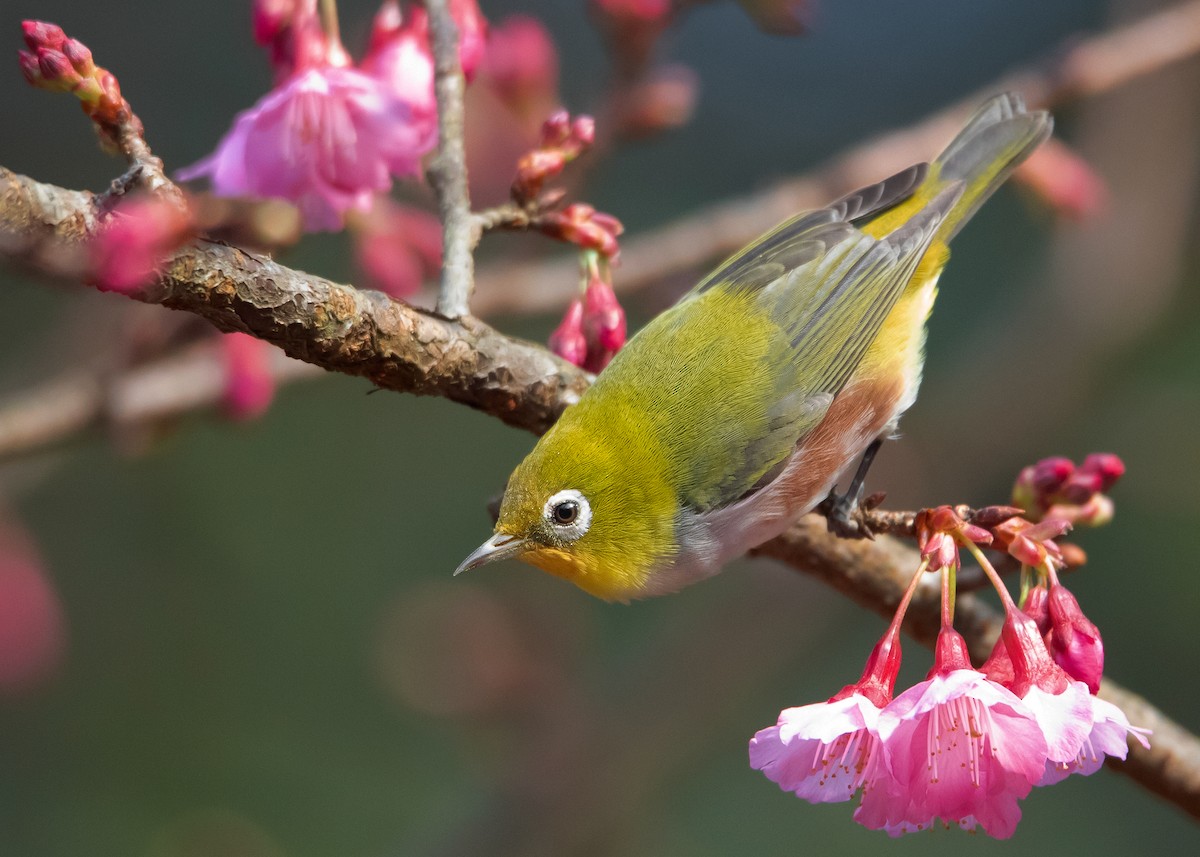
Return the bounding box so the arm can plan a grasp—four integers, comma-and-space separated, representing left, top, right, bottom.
454, 412, 679, 602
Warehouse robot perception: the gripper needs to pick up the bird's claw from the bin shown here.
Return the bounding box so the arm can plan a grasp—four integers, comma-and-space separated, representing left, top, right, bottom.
821, 487, 884, 540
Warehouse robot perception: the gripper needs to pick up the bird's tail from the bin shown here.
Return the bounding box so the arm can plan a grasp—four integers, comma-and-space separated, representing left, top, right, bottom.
929, 92, 1053, 242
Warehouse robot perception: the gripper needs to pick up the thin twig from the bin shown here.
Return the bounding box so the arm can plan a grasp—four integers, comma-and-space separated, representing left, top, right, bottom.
425, 0, 478, 319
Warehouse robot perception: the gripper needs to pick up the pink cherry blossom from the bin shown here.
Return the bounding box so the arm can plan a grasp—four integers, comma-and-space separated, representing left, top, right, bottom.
1039, 695, 1150, 785
353, 199, 443, 299
862, 667, 1048, 839
179, 65, 434, 231
751, 693, 887, 804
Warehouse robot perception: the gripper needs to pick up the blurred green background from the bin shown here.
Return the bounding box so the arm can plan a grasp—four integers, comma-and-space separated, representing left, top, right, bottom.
2, 0, 1199, 855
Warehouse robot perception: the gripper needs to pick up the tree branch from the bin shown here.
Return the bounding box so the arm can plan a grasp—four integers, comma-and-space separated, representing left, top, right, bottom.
425, 0, 478, 319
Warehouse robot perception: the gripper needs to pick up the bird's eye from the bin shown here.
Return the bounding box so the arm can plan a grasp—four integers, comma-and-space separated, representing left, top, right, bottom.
543, 489, 592, 540
552, 500, 579, 525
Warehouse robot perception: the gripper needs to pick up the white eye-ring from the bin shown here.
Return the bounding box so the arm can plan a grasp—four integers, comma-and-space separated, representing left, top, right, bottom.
544, 489, 592, 541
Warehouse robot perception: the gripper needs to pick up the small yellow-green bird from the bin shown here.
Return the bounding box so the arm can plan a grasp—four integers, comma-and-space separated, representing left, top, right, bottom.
458, 93, 1051, 601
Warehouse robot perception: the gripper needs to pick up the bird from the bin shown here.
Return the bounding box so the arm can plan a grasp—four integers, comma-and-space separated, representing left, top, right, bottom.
457, 93, 1052, 602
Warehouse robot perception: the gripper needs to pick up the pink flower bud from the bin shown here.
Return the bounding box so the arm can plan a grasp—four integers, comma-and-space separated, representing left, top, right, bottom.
512, 148, 568, 202
1032, 456, 1075, 494
540, 109, 572, 147
35, 47, 77, 89
17, 50, 42, 85
354, 201, 443, 300
253, 0, 301, 46
450, 0, 489, 82
1047, 584, 1104, 693
481, 14, 559, 116
538, 204, 623, 258
1080, 452, 1125, 492
21, 20, 66, 51
549, 298, 588, 367
617, 64, 699, 138
1023, 585, 1051, 635
221, 332, 276, 421
582, 277, 626, 371
571, 115, 596, 148
61, 38, 94, 75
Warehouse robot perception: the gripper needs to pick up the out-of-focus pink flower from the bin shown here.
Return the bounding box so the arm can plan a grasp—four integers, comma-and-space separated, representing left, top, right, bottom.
221, 332, 276, 421
615, 63, 699, 138
179, 65, 435, 231
353, 199, 442, 299
362, 1, 438, 137
581, 275, 626, 372
1046, 581, 1104, 693
481, 15, 558, 120
0, 523, 65, 692
89, 195, 194, 292
861, 630, 1048, 839
591, 0, 672, 22
1015, 137, 1108, 221
548, 298, 588, 367
367, 0, 486, 86
252, 0, 329, 78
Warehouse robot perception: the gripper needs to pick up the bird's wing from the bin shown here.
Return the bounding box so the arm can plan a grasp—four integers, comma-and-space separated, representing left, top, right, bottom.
653, 178, 964, 512
687, 163, 930, 298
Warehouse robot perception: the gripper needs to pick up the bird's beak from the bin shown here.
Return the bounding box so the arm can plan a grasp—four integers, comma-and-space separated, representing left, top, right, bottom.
454, 532, 529, 576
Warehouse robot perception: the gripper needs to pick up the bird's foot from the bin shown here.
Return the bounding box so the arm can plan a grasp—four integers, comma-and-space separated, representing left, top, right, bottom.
820, 488, 887, 540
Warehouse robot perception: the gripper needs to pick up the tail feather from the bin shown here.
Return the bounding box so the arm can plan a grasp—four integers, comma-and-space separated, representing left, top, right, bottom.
932, 92, 1053, 241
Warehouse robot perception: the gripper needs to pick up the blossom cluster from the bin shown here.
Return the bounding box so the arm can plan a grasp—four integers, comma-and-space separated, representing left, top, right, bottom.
751, 461, 1147, 838
179, 0, 487, 231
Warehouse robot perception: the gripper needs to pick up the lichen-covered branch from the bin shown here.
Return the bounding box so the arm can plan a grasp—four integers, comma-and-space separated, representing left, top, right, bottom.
0, 168, 589, 437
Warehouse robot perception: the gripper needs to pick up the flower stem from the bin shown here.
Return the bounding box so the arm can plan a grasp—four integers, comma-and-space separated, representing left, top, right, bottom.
885, 557, 931, 639
962, 539, 1018, 613
319, 0, 341, 48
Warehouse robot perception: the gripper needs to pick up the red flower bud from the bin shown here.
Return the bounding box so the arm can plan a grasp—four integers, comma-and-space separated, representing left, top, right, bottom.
1047, 584, 1104, 693
1080, 452, 1125, 492
17, 50, 41, 86
35, 47, 77, 89
540, 109, 572, 148
582, 277, 626, 372
1014, 137, 1109, 221
570, 115, 596, 148
538, 204, 623, 258
62, 38, 94, 75
22, 20, 66, 51
548, 298, 588, 367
